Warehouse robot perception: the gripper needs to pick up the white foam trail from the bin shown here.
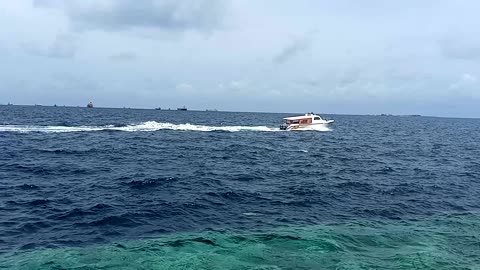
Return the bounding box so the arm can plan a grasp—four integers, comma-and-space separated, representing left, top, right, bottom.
0, 122, 278, 133
296, 124, 331, 132
0, 125, 106, 133
0, 121, 332, 133
116, 121, 282, 132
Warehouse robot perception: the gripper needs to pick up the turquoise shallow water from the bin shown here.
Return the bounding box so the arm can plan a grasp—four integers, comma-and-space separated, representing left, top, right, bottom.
2, 213, 479, 269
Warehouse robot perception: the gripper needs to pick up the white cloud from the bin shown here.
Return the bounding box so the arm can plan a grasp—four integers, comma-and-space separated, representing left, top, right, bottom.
217, 80, 251, 94
175, 83, 194, 93
450, 73, 477, 88
22, 33, 77, 58
108, 51, 136, 61
449, 73, 478, 97
439, 35, 480, 61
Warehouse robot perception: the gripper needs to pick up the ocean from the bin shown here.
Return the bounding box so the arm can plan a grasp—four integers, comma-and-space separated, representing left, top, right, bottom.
1, 105, 480, 269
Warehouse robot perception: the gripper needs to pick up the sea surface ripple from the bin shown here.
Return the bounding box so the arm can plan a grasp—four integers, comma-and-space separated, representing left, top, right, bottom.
1, 105, 480, 269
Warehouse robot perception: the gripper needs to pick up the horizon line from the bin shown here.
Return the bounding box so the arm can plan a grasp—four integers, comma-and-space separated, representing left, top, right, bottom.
1, 103, 480, 120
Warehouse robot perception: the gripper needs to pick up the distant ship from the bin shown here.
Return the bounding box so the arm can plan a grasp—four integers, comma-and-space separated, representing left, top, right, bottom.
177, 106, 187, 111
155, 107, 162, 110
87, 102, 94, 108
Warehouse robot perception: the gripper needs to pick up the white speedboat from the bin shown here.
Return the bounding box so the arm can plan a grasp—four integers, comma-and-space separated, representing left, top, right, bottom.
280, 113, 334, 130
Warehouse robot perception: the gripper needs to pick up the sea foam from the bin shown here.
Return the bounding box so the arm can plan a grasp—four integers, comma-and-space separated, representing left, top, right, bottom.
0, 121, 330, 133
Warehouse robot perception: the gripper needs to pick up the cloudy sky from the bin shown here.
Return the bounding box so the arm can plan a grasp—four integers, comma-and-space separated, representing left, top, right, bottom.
1, 0, 479, 117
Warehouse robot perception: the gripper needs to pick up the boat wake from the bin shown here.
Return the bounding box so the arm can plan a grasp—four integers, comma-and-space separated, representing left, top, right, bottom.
0, 121, 331, 133
116, 122, 281, 132
0, 122, 275, 133
293, 125, 331, 132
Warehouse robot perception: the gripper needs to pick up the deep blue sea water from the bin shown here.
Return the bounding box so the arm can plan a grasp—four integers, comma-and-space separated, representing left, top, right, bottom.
1, 105, 480, 269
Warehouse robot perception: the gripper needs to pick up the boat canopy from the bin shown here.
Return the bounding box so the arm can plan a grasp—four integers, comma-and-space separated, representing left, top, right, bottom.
283, 114, 318, 120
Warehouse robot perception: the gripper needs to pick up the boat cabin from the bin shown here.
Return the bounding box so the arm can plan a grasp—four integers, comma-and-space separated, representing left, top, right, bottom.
283, 113, 321, 125
280, 113, 333, 130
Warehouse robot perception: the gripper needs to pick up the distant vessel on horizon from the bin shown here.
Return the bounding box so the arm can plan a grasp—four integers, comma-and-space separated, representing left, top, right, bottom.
87, 102, 94, 108
177, 106, 187, 111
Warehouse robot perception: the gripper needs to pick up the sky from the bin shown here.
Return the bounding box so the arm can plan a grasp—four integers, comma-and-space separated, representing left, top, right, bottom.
0, 0, 480, 117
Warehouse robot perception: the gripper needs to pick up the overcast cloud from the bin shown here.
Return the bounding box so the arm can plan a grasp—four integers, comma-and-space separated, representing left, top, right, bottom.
33, 0, 228, 32
1, 0, 480, 117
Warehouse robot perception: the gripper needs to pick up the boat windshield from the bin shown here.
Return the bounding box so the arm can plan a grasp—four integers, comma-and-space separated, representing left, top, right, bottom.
284, 120, 300, 124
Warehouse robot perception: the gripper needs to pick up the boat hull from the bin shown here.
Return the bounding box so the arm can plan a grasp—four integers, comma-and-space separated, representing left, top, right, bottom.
280, 120, 334, 131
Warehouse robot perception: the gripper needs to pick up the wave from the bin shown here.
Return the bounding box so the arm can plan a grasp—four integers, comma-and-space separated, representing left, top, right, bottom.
0, 121, 331, 133
4, 213, 479, 269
